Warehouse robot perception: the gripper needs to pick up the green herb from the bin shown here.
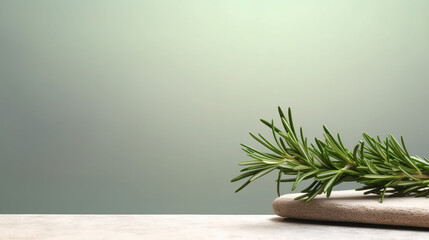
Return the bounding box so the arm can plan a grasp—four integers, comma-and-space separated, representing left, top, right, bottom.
232, 107, 429, 203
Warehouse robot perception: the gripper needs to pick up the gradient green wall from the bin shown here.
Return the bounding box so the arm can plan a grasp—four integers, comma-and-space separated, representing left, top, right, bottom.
1, 1, 429, 213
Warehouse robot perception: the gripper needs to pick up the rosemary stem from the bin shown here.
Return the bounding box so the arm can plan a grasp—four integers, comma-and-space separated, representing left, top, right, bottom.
233, 107, 429, 202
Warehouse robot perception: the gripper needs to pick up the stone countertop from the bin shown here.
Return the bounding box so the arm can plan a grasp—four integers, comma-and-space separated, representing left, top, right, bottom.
0, 215, 428, 239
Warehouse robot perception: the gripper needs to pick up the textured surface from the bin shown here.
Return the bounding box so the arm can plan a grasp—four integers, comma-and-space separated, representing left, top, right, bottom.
273, 190, 429, 228
0, 215, 428, 239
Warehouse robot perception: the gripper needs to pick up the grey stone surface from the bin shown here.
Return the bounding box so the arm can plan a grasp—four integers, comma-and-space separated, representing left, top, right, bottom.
273, 190, 429, 228
0, 214, 428, 239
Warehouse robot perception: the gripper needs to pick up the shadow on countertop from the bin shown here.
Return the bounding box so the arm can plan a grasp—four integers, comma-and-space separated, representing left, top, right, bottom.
269, 217, 429, 232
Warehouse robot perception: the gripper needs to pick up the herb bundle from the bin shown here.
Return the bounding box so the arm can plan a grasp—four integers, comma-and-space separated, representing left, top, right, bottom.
232, 107, 429, 202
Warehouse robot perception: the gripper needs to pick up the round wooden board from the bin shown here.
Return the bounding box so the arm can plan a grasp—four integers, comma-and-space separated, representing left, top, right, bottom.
273, 190, 429, 228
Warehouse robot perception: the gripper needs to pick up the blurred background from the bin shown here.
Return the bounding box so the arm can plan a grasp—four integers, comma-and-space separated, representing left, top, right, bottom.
1, 0, 429, 214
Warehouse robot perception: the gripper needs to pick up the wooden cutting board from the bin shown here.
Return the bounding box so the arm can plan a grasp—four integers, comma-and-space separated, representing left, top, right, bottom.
273, 190, 429, 228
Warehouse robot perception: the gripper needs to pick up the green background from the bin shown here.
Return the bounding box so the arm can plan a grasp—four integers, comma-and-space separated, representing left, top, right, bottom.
1, 1, 429, 213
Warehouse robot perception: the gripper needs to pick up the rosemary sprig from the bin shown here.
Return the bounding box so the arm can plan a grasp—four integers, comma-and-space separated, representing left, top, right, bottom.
231, 107, 429, 203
